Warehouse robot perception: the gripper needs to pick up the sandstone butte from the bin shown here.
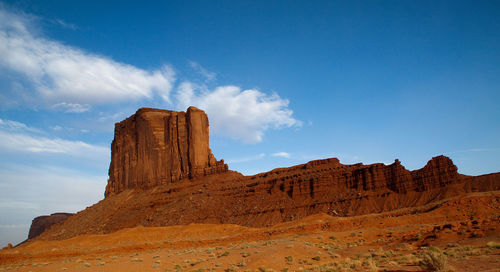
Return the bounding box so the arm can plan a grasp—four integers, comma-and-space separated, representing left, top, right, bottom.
31, 107, 500, 241
27, 213, 73, 240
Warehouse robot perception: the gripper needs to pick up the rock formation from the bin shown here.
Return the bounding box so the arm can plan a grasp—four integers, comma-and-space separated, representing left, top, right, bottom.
28, 213, 73, 239
37, 156, 500, 240
33, 107, 500, 241
105, 107, 228, 196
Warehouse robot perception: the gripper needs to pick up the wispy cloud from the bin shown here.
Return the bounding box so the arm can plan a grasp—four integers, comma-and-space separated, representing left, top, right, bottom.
0, 130, 108, 156
189, 60, 216, 81
0, 7, 300, 144
52, 18, 78, 30
176, 82, 300, 143
0, 119, 108, 157
228, 153, 266, 164
272, 152, 291, 158
0, 118, 42, 133
52, 102, 91, 113
0, 8, 175, 106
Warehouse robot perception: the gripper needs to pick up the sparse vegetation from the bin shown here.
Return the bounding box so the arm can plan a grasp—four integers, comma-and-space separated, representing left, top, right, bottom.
486, 241, 500, 249
343, 258, 361, 270
4, 194, 500, 272
327, 251, 340, 258
384, 250, 393, 258
364, 257, 378, 272
421, 248, 450, 272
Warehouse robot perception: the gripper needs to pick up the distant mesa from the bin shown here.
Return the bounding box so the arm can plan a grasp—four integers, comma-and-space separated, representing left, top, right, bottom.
28, 213, 73, 240
27, 107, 500, 241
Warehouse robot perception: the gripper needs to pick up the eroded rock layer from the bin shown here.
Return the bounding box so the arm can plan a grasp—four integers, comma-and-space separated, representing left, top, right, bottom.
38, 155, 500, 241
105, 107, 227, 197
32, 107, 500, 241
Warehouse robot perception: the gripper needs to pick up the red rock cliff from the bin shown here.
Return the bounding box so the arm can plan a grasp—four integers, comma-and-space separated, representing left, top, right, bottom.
37, 154, 500, 240
36, 107, 500, 240
105, 107, 227, 196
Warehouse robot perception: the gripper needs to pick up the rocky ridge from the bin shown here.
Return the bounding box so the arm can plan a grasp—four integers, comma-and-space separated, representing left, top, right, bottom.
32, 107, 500, 241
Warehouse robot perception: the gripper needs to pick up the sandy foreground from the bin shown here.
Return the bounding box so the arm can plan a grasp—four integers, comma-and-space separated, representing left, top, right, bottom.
1, 191, 499, 272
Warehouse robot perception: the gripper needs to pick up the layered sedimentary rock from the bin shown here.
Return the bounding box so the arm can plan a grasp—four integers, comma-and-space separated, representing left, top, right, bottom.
33, 107, 500, 241
38, 154, 500, 240
28, 213, 73, 239
105, 107, 227, 197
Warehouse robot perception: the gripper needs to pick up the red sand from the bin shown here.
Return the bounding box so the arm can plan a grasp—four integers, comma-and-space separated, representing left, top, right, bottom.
2, 191, 499, 271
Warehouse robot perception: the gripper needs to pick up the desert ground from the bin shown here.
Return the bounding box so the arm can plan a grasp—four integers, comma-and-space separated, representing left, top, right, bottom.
1, 191, 499, 272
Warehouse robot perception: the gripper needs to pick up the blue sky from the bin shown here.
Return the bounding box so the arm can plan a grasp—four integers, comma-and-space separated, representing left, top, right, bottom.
0, 0, 499, 247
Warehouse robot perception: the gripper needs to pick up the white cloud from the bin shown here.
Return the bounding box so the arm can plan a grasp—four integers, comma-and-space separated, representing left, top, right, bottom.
189, 60, 216, 81
272, 152, 291, 158
176, 82, 300, 143
52, 18, 78, 30
0, 118, 41, 133
52, 102, 91, 113
0, 130, 108, 156
228, 153, 266, 164
0, 8, 175, 106
0, 7, 300, 143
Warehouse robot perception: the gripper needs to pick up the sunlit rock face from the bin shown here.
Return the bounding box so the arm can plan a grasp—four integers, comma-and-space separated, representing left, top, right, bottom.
105, 107, 227, 197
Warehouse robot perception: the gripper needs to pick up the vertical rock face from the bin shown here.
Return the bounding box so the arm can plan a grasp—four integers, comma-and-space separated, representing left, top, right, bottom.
105, 107, 227, 197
